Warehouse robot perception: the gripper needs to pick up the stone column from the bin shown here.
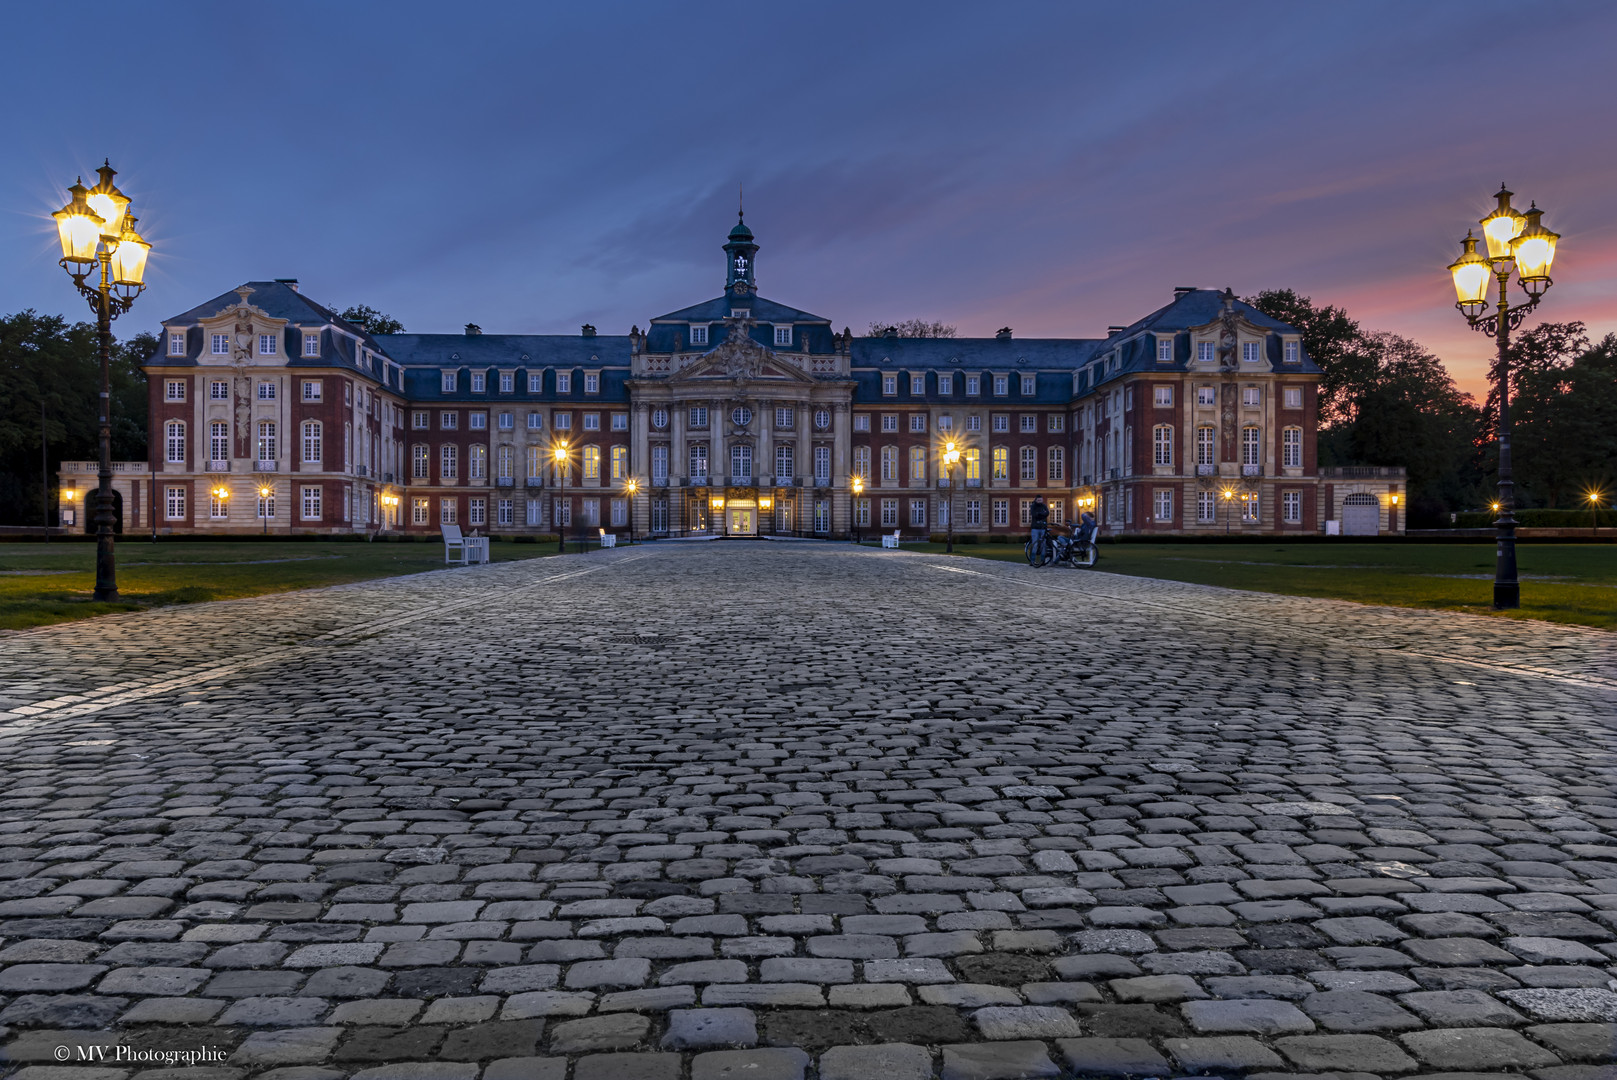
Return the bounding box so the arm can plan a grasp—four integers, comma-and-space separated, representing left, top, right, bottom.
632, 401, 650, 538
833, 399, 850, 537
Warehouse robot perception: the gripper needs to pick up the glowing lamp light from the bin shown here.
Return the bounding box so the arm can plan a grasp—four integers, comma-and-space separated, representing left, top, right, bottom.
1221, 489, 1234, 500
759, 495, 773, 511
1447, 232, 1492, 318
710, 496, 725, 510
1391, 494, 1400, 505
259, 486, 272, 498
1511, 204, 1559, 297
86, 162, 131, 240
851, 476, 864, 495
1491, 501, 1501, 512
1479, 184, 1526, 260
53, 181, 105, 265
110, 215, 150, 287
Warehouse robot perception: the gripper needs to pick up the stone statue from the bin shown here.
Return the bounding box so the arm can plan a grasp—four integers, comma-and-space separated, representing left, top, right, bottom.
1216, 288, 1239, 372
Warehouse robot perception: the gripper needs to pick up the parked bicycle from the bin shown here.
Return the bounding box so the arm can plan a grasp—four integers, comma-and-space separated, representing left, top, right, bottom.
1025, 515, 1100, 568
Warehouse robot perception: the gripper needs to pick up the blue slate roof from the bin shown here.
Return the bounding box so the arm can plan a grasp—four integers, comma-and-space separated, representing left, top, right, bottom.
164, 281, 380, 345
651, 292, 830, 327
377, 334, 634, 403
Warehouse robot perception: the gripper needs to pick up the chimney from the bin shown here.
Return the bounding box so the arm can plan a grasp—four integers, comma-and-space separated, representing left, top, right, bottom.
581, 324, 597, 337
1173, 286, 1197, 299
1106, 326, 1126, 337
996, 327, 1013, 341
464, 323, 482, 336
274, 278, 299, 292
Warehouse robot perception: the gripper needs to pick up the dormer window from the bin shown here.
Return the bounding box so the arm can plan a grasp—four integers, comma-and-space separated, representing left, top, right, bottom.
731, 309, 749, 319
259, 334, 277, 356
774, 325, 792, 346
211, 334, 229, 355
528, 373, 542, 392
1197, 342, 1214, 363
689, 326, 708, 346
499, 371, 514, 393
441, 371, 457, 392
1020, 375, 1035, 395
584, 372, 600, 394
939, 374, 953, 394
557, 372, 572, 393
168, 331, 186, 356
470, 372, 486, 393
303, 333, 320, 357
1157, 339, 1173, 364
1242, 342, 1261, 363
1284, 340, 1301, 364
911, 375, 925, 394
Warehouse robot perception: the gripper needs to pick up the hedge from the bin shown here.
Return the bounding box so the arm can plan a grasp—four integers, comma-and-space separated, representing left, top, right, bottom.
1454, 508, 1612, 528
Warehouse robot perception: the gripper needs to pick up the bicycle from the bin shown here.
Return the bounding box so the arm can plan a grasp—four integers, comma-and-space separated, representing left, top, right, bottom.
1038, 524, 1099, 568
1025, 529, 1054, 567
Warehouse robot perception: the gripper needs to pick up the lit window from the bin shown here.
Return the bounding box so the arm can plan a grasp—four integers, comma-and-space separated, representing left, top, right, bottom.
412, 497, 429, 525
991, 447, 1008, 480
258, 334, 277, 356
582, 445, 601, 481
689, 326, 708, 346
1241, 492, 1260, 522
964, 448, 981, 482
611, 446, 628, 481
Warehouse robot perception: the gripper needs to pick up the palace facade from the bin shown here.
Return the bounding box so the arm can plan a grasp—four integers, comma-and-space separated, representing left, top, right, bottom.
73, 216, 1405, 539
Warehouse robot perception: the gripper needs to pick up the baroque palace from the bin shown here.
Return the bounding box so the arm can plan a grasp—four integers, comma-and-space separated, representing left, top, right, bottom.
74, 216, 1404, 540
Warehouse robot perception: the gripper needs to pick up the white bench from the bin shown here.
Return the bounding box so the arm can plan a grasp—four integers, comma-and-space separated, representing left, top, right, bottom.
442, 524, 467, 565
599, 529, 617, 549
881, 530, 901, 549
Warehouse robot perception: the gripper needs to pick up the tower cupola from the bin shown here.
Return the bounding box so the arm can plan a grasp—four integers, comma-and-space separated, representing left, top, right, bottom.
724, 211, 758, 295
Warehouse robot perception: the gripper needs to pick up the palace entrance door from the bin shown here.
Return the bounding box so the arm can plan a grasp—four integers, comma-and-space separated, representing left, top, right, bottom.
727, 501, 757, 536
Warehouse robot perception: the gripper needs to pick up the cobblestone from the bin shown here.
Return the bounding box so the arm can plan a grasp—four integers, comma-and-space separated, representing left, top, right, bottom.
0, 544, 1614, 1075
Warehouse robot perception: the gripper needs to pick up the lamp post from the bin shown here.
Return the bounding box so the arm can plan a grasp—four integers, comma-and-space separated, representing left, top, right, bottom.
624, 478, 638, 545
259, 485, 272, 537
553, 443, 569, 553
851, 475, 864, 544
52, 162, 151, 600
1222, 487, 1234, 535
942, 440, 961, 553
1448, 185, 1560, 610
211, 484, 231, 526
1589, 491, 1605, 533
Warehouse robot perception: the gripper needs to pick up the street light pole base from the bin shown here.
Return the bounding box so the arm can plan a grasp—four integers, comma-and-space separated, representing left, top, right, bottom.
1493, 583, 1520, 610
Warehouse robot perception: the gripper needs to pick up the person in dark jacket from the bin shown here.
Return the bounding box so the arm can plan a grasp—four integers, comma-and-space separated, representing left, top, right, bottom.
1029, 496, 1050, 564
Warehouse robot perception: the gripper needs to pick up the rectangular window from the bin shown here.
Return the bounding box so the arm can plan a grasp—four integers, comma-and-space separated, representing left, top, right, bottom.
774, 325, 792, 346
775, 406, 794, 429
300, 485, 322, 521
167, 331, 186, 356
497, 498, 514, 525
1047, 414, 1064, 433
965, 375, 980, 396
209, 421, 229, 462
1241, 492, 1260, 522
165, 379, 186, 401
910, 374, 925, 395
909, 446, 927, 484
775, 444, 794, 481
938, 375, 953, 394
499, 372, 514, 393
965, 499, 981, 525
256, 420, 277, 461
470, 372, 486, 393
469, 497, 486, 525
814, 498, 829, 534
876, 414, 896, 433
966, 414, 981, 432
992, 414, 1008, 433
910, 499, 927, 527
1019, 415, 1036, 433
852, 445, 870, 479
1196, 426, 1215, 466
1019, 446, 1036, 482
991, 498, 1009, 526
689, 445, 708, 480
882, 374, 897, 395
580, 498, 599, 526
1243, 342, 1261, 363
610, 497, 627, 526
1197, 342, 1214, 363
582, 413, 600, 431
413, 410, 429, 429
210, 380, 228, 400
1283, 387, 1303, 409
1243, 387, 1260, 407
527, 411, 543, 430
963, 448, 980, 483
301, 421, 322, 464
440, 444, 458, 479
1020, 375, 1035, 395
441, 497, 458, 524
413, 444, 429, 479
258, 334, 277, 356
1019, 499, 1033, 526
470, 444, 488, 479
611, 445, 628, 481
611, 412, 628, 431
1198, 490, 1216, 522
441, 411, 458, 430
1153, 425, 1173, 466
583, 445, 601, 481
302, 379, 322, 402
257, 381, 276, 400
855, 498, 870, 527
441, 371, 457, 392
651, 497, 668, 533
880, 498, 899, 527
1155, 489, 1174, 521
1154, 385, 1172, 407
165, 485, 186, 520
1282, 427, 1302, 468
814, 446, 830, 483
689, 326, 708, 346
211, 334, 230, 355
303, 333, 319, 357
528, 373, 542, 392
1157, 339, 1173, 364
1283, 490, 1302, 523
553, 412, 571, 430
652, 445, 669, 484
993, 375, 1008, 396
498, 411, 514, 430
1197, 386, 1216, 406
412, 497, 430, 525
557, 373, 572, 393
1048, 499, 1063, 526
209, 490, 229, 519
552, 498, 569, 526
1048, 446, 1064, 482
1284, 340, 1301, 364
1242, 427, 1260, 467
910, 414, 927, 433
688, 406, 708, 428
584, 373, 599, 394
880, 445, 898, 481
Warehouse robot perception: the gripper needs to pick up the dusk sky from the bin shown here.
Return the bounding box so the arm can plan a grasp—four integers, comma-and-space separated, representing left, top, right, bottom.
5, 1, 1615, 397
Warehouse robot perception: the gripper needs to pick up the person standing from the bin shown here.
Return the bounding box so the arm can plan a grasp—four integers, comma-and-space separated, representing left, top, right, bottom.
1028, 495, 1050, 566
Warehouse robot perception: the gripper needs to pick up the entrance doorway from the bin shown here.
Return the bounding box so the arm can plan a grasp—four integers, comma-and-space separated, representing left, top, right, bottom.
1341, 492, 1380, 536
728, 501, 756, 535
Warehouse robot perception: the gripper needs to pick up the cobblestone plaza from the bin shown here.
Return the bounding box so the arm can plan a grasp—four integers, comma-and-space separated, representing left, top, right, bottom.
1, 544, 1614, 1079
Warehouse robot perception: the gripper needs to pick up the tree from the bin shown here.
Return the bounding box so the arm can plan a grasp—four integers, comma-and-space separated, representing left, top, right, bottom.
339, 304, 404, 336
866, 319, 956, 338
1244, 289, 1377, 429
1502, 323, 1617, 507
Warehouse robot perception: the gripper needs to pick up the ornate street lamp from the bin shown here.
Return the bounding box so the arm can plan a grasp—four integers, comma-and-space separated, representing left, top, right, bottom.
53, 162, 150, 600
942, 440, 961, 553
1447, 184, 1561, 609
1221, 487, 1235, 535
624, 478, 638, 545
851, 475, 864, 544
553, 443, 570, 553
1589, 490, 1605, 532
259, 485, 273, 537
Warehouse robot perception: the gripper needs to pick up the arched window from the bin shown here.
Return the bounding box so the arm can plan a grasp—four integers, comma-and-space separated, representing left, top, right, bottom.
909, 447, 927, 484
852, 445, 869, 479
583, 445, 600, 481
301, 420, 322, 464
164, 421, 186, 464
730, 444, 751, 482
964, 447, 981, 483
1196, 425, 1215, 466
880, 446, 898, 481
1282, 426, 1302, 468
1241, 425, 1260, 466
775, 444, 794, 481
469, 444, 487, 479
440, 444, 458, 479
610, 446, 628, 481
991, 446, 1009, 480
689, 444, 708, 481
1153, 424, 1173, 467
1019, 446, 1036, 482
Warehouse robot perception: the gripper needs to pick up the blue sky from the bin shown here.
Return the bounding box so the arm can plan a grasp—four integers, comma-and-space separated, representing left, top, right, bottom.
5, 1, 1615, 395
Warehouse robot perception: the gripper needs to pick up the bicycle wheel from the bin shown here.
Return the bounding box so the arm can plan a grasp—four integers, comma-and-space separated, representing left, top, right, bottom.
1025, 539, 1038, 566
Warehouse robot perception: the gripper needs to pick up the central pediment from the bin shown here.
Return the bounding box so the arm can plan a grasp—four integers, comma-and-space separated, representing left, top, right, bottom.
672, 334, 815, 384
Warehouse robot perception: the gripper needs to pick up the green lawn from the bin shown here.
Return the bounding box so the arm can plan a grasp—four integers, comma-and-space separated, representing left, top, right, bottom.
876, 541, 1617, 629
0, 540, 558, 631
